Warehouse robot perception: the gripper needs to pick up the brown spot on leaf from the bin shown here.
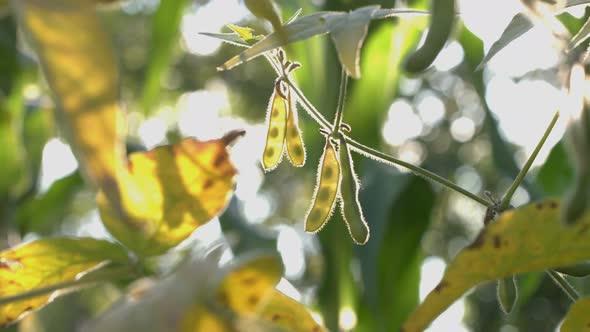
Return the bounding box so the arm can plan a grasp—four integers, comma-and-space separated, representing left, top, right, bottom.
203, 179, 214, 190
248, 294, 259, 306
272, 313, 281, 321
434, 281, 449, 293
312, 326, 321, 332
550, 201, 558, 209
493, 235, 501, 249
0, 261, 10, 269
214, 154, 227, 167
536, 202, 544, 210
467, 232, 485, 249
127, 159, 134, 172
578, 223, 589, 236
24, 306, 33, 312
242, 276, 257, 286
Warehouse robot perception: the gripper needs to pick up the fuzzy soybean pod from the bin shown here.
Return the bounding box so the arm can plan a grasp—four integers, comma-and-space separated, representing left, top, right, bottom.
563, 103, 590, 225
262, 83, 288, 171
337, 134, 370, 245
284, 88, 306, 167
404, 0, 456, 73
304, 139, 341, 233
496, 276, 518, 314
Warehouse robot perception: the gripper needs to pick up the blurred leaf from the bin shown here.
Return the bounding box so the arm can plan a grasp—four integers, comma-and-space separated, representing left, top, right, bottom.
219, 6, 427, 78
347, 4, 426, 147
402, 200, 590, 332
569, 14, 590, 49
227, 24, 262, 44
244, 0, 282, 32
14, 0, 126, 203
0, 108, 27, 200
16, 171, 84, 234
478, 14, 533, 69
200, 32, 251, 47
21, 108, 54, 188
0, 237, 129, 327
374, 176, 435, 332
0, 15, 18, 95
97, 131, 242, 256
537, 142, 574, 196
560, 297, 590, 332
141, 0, 189, 115
216, 254, 325, 332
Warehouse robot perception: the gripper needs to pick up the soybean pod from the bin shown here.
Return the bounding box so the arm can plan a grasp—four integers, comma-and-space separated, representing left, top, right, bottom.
304, 139, 340, 233
404, 0, 456, 73
337, 134, 370, 245
262, 82, 288, 171
285, 88, 306, 167
496, 276, 518, 314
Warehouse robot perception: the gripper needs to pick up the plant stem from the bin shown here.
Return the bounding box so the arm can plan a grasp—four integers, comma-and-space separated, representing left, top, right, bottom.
0, 265, 134, 306
499, 111, 560, 211
345, 139, 493, 207
332, 68, 348, 135
284, 77, 493, 208
546, 270, 580, 302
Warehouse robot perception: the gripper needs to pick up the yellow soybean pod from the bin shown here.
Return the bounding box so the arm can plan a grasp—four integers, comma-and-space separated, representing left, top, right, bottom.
285, 88, 306, 167
337, 134, 370, 244
262, 84, 288, 171
304, 139, 340, 233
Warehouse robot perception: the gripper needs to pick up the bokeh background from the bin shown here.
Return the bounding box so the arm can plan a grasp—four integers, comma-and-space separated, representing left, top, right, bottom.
1, 0, 589, 331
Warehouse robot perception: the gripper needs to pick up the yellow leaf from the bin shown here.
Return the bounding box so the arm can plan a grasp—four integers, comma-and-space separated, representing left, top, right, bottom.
97, 131, 242, 256
14, 0, 126, 204
263, 87, 288, 171
561, 297, 590, 332
0, 238, 129, 327
304, 139, 340, 233
180, 304, 232, 332
402, 200, 590, 332
216, 254, 326, 332
284, 88, 306, 167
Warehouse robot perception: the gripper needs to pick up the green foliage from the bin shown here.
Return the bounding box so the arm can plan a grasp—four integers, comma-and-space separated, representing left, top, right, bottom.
3, 0, 590, 331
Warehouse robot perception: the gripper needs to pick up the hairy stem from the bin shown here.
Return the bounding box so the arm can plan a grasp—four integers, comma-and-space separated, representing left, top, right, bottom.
500, 111, 560, 211
332, 68, 348, 135
284, 77, 493, 208
546, 270, 580, 301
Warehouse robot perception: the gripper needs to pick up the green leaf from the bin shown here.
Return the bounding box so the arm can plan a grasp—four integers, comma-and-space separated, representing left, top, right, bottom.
140, 0, 189, 115
347, 4, 426, 147
401, 200, 590, 332
16, 171, 84, 234
218, 6, 426, 79
537, 142, 574, 196
477, 13, 533, 69
0, 238, 129, 327
200, 31, 251, 47
560, 297, 590, 332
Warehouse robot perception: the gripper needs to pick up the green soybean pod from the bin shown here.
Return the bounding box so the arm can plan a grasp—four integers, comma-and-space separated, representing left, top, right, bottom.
555, 261, 590, 278
404, 0, 456, 73
262, 85, 288, 172
284, 88, 306, 167
337, 134, 370, 245
496, 276, 518, 315
304, 139, 340, 233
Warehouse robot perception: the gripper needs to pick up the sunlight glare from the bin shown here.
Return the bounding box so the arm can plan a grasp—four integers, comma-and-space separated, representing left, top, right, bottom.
277, 226, 305, 279
383, 99, 423, 146
40, 138, 78, 192
138, 117, 167, 149
181, 0, 249, 56
339, 307, 357, 331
